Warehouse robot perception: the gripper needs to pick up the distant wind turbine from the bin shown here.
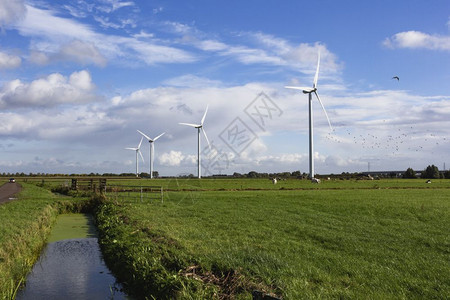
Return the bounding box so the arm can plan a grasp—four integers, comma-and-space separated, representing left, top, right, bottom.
137, 130, 165, 179
125, 137, 145, 177
285, 51, 332, 181
179, 105, 210, 179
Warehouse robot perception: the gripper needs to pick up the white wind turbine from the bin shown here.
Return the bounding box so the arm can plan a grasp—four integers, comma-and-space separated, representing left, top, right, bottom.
125, 136, 145, 177
285, 51, 332, 181
137, 130, 165, 179
179, 105, 210, 179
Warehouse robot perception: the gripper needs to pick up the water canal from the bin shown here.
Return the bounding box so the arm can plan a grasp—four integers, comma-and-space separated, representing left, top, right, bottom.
16, 214, 128, 299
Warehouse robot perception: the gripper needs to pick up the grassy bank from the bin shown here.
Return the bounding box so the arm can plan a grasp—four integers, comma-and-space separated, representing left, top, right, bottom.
0, 182, 90, 299
96, 183, 449, 299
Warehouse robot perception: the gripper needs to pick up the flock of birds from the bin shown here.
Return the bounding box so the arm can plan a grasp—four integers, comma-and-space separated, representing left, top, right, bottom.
320, 75, 449, 158
324, 125, 448, 157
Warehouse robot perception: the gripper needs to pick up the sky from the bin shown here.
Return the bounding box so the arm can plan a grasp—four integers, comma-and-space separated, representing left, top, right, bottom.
0, 0, 449, 176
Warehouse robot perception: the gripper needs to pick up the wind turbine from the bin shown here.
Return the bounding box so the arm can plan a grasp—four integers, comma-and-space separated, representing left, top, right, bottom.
285, 51, 332, 181
137, 130, 165, 179
125, 136, 145, 177
179, 105, 210, 179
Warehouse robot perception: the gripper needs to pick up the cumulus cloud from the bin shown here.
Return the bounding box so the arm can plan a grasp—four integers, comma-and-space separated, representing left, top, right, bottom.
0, 51, 21, 69
0, 70, 97, 108
0, 0, 26, 28
383, 30, 450, 51
159, 150, 188, 166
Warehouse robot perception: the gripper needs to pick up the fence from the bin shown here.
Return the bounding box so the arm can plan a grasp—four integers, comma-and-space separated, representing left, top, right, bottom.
104, 185, 164, 203
71, 178, 107, 192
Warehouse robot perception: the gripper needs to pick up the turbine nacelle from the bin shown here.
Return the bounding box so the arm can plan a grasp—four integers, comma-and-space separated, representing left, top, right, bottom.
303, 88, 317, 94
137, 130, 165, 143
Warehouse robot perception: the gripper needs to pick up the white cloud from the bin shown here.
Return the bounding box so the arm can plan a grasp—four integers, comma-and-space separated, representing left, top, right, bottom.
0, 51, 21, 69
159, 150, 186, 166
0, 70, 97, 108
163, 75, 222, 88
383, 30, 450, 51
59, 40, 107, 66
28, 51, 49, 65
97, 0, 135, 13
93, 15, 136, 29
15, 5, 196, 66
132, 30, 154, 39
69, 70, 95, 90
0, 0, 26, 27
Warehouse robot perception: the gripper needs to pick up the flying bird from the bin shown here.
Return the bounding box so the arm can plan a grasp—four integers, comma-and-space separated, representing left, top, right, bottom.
392, 76, 399, 81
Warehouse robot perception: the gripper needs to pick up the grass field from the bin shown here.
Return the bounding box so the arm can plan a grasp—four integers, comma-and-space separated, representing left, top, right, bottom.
24, 176, 450, 191
94, 178, 450, 299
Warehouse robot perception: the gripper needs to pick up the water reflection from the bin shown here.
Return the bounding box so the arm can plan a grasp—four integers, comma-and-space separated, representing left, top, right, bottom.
16, 238, 127, 299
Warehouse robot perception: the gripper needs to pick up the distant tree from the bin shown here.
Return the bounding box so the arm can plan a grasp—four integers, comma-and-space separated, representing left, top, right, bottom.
421, 165, 440, 179
247, 171, 258, 178
403, 168, 416, 179
444, 170, 450, 179
232, 172, 243, 178
291, 171, 301, 177
152, 171, 159, 178
279, 172, 291, 178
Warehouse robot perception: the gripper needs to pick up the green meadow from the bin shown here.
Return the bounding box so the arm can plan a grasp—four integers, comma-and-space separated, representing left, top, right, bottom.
96, 178, 450, 299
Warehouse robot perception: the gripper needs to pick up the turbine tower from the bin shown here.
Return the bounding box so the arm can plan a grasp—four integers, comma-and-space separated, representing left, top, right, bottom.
285, 51, 332, 181
137, 130, 165, 179
179, 105, 210, 178
125, 137, 145, 177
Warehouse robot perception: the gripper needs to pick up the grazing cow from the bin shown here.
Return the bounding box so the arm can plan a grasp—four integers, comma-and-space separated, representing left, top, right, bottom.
311, 178, 321, 184
272, 178, 277, 185
426, 180, 431, 184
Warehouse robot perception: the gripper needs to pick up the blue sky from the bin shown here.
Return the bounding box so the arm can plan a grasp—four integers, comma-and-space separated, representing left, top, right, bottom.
0, 0, 449, 176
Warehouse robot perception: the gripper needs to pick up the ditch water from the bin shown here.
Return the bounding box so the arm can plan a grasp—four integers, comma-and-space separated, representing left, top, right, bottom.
16, 214, 128, 299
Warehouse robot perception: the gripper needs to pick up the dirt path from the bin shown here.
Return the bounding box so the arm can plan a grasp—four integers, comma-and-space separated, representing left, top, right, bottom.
0, 182, 22, 204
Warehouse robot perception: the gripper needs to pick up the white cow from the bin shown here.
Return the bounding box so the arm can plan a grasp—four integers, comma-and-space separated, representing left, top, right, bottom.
311, 178, 321, 184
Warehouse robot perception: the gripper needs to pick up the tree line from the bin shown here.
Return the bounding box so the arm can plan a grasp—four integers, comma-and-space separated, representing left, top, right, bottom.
403, 165, 450, 179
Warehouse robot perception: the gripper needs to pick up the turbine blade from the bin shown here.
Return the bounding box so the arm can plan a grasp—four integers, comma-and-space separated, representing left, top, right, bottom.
125, 147, 137, 150
202, 128, 211, 150
138, 149, 145, 163
285, 86, 308, 90
201, 105, 208, 125
313, 51, 321, 89
179, 122, 200, 127
314, 91, 332, 131
153, 132, 165, 141
137, 136, 143, 149
285, 86, 314, 92
137, 130, 153, 142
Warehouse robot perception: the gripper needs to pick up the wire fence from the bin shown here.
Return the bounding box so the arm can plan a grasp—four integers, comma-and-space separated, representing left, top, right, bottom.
104, 185, 164, 203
